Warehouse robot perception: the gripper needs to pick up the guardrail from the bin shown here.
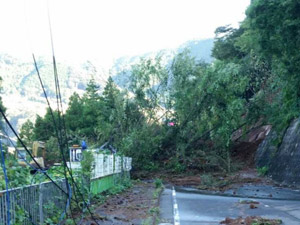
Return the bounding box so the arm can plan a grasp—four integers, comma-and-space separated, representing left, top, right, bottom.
0, 154, 132, 225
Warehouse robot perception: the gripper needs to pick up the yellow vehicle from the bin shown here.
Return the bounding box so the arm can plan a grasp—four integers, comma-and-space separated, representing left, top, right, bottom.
17, 141, 46, 168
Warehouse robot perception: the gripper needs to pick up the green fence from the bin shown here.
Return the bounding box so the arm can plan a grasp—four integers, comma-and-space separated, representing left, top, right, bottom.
91, 171, 131, 195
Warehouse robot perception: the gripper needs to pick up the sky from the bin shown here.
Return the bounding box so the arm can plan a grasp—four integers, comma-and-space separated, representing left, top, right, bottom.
0, 0, 250, 67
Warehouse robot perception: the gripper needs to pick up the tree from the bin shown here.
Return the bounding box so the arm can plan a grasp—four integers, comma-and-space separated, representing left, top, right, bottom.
45, 136, 61, 164
0, 77, 6, 121
130, 55, 169, 122
212, 26, 246, 61
80, 79, 103, 142
97, 76, 124, 144
65, 92, 83, 132
102, 76, 121, 111
18, 119, 35, 147
34, 108, 60, 142
238, 0, 300, 128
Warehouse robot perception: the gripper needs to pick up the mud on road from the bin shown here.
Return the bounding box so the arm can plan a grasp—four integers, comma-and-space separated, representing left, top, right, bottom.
80, 181, 160, 225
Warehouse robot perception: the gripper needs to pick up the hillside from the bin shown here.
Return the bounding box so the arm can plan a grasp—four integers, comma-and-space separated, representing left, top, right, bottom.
112, 38, 214, 88
0, 38, 213, 134
0, 54, 109, 135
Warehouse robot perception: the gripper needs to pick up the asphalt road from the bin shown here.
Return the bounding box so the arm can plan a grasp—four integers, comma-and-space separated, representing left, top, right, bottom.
159, 187, 300, 225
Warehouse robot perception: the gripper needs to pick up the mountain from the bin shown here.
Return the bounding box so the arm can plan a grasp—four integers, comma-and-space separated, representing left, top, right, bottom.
0, 54, 109, 136
111, 38, 214, 88
0, 38, 214, 135
178, 39, 214, 62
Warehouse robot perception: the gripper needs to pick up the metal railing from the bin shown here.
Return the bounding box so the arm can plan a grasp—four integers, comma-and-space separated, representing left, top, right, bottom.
0, 154, 132, 225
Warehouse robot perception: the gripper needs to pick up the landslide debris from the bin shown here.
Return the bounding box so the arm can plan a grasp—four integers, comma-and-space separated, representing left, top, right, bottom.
220, 216, 282, 225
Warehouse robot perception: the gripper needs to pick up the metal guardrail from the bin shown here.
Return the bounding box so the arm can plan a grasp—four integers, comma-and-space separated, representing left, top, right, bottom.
0, 180, 68, 225
0, 154, 132, 225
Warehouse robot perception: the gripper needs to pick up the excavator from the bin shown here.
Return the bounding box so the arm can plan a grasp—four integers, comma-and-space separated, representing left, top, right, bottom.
17, 141, 46, 169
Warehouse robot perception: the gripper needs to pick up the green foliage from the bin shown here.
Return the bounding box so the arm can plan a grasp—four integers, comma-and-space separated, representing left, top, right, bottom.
154, 178, 163, 189
81, 150, 95, 176
130, 55, 169, 121
257, 166, 268, 176
107, 180, 132, 195
200, 174, 214, 186
168, 51, 248, 171
0, 154, 31, 190
0, 76, 6, 121
78, 150, 95, 199
45, 136, 61, 164
251, 218, 282, 225
149, 206, 160, 216
33, 108, 60, 142
166, 156, 186, 173
16, 0, 300, 174
120, 124, 163, 170
18, 119, 34, 147
80, 79, 103, 141
43, 201, 61, 225
96, 76, 125, 144
239, 0, 300, 129
65, 92, 83, 134
198, 173, 229, 189
212, 26, 246, 61
14, 205, 27, 225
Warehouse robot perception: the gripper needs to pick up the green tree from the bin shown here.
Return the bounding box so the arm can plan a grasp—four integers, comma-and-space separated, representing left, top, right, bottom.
130, 55, 169, 122
97, 76, 124, 144
80, 79, 103, 142
65, 92, 84, 133
212, 26, 246, 61
45, 136, 61, 164
34, 108, 60, 142
18, 119, 35, 147
239, 0, 300, 128
0, 77, 6, 121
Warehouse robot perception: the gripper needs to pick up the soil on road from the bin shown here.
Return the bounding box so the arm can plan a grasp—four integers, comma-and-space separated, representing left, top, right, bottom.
79, 181, 159, 225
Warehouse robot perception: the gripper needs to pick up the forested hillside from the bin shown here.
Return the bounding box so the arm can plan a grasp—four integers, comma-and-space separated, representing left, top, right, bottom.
0, 39, 213, 135
0, 54, 109, 135
2, 0, 300, 173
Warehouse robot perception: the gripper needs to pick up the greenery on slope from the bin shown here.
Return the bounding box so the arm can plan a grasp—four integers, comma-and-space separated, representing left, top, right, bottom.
6, 0, 300, 174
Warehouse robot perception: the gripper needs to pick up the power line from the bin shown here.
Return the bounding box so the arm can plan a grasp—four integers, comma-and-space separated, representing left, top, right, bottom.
0, 107, 69, 197
45, 3, 101, 224
17, 1, 103, 223
1, 123, 70, 225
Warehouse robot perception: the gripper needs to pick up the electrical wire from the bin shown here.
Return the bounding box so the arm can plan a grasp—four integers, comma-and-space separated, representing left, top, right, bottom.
0, 123, 46, 173
18, 1, 102, 223
0, 107, 70, 197
32, 53, 84, 225
0, 125, 39, 225
0, 109, 86, 225
43, 3, 101, 224
20, 1, 96, 223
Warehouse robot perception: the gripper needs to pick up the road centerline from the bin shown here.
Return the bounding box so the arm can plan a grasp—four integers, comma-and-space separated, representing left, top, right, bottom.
172, 187, 180, 225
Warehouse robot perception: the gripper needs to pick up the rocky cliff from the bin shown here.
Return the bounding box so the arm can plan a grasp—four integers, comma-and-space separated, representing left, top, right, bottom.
255, 117, 300, 185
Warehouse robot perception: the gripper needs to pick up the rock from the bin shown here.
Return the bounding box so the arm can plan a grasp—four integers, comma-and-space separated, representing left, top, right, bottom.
256, 117, 300, 185
255, 129, 278, 168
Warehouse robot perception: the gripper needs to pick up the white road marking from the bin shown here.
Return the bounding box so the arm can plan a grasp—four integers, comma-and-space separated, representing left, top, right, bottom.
172, 187, 180, 225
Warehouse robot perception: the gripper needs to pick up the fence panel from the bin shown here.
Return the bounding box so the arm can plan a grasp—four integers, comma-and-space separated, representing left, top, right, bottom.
0, 154, 132, 225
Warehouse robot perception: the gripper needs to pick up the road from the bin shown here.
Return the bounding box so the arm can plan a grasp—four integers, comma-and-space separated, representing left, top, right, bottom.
159, 187, 300, 225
